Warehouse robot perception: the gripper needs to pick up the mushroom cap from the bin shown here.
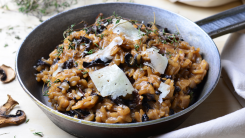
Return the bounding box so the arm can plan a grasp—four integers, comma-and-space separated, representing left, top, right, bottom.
0, 64, 16, 83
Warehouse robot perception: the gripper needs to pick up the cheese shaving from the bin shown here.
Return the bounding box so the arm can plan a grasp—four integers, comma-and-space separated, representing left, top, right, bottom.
89, 64, 134, 99
52, 63, 63, 77
112, 19, 145, 41
158, 82, 170, 103
85, 37, 123, 62
142, 47, 168, 74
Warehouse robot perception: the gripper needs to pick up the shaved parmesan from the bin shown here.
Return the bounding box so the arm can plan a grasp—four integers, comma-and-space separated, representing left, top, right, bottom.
149, 52, 168, 74
77, 91, 84, 97
85, 37, 123, 62
112, 19, 145, 41
146, 47, 160, 53
142, 47, 168, 74
52, 63, 63, 77
158, 82, 170, 103
89, 64, 134, 99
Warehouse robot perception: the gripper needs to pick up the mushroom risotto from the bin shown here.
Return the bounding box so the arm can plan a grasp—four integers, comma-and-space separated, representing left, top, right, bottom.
35, 13, 208, 123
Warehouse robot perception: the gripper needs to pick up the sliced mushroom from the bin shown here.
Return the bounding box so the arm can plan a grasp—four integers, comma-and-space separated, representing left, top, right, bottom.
83, 58, 110, 68
125, 53, 136, 67
125, 53, 142, 67
63, 59, 74, 69
0, 95, 26, 127
80, 36, 92, 55
0, 64, 16, 83
92, 25, 106, 34
36, 59, 50, 66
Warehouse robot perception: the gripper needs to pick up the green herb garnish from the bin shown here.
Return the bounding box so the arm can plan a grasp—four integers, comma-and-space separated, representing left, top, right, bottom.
26, 119, 29, 123
165, 51, 172, 58
130, 20, 137, 24
94, 43, 102, 50
68, 43, 75, 50
45, 80, 51, 87
162, 30, 165, 35
45, 80, 50, 84
134, 44, 139, 51
2, 4, 9, 10
63, 24, 75, 38
113, 11, 118, 17
15, 0, 77, 21
54, 79, 61, 83
94, 43, 99, 48
190, 91, 194, 101
145, 29, 152, 35
43, 90, 49, 96
4, 44, 8, 47
33, 132, 43, 137
82, 71, 88, 75
56, 45, 64, 57
116, 19, 120, 24
87, 49, 94, 54
99, 34, 104, 39
107, 18, 112, 23
15, 36, 21, 40
163, 40, 167, 44
153, 29, 158, 34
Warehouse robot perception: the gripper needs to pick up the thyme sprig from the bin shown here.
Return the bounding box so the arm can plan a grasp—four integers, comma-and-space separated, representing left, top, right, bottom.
33, 132, 43, 137
94, 43, 102, 50
82, 71, 88, 75
87, 49, 94, 54
116, 19, 120, 24
43, 90, 49, 96
165, 51, 172, 58
54, 79, 61, 83
26, 119, 29, 123
134, 44, 139, 51
63, 24, 75, 38
56, 45, 64, 57
14, 0, 78, 21
45, 79, 51, 87
68, 43, 75, 50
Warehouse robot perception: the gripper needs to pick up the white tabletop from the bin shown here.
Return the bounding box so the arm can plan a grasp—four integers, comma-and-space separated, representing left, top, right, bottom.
0, 0, 243, 137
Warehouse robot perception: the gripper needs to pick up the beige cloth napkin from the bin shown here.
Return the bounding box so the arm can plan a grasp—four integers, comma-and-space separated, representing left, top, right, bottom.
157, 30, 245, 138
157, 108, 245, 138
222, 30, 245, 107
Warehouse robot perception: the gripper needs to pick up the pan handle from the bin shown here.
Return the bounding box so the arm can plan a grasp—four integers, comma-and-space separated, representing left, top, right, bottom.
195, 5, 245, 39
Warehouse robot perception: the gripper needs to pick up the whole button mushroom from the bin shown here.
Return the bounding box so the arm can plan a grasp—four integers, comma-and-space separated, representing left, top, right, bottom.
0, 64, 16, 83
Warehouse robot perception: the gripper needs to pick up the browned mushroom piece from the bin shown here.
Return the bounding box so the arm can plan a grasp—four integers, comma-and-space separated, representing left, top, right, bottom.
0, 95, 26, 127
0, 64, 16, 83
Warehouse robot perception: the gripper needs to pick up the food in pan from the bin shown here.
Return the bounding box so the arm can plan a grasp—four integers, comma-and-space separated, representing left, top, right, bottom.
34, 13, 208, 123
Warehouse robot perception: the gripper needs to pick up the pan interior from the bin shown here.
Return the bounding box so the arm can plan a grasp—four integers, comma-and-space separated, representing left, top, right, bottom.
16, 3, 220, 126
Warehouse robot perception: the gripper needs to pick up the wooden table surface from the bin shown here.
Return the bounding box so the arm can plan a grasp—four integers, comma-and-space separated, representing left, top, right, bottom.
0, 0, 243, 137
